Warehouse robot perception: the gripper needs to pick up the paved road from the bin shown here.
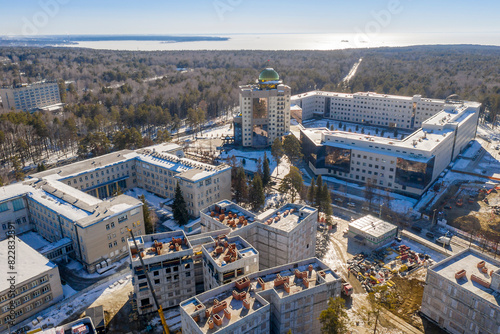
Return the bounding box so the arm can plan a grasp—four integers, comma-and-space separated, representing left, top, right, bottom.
58, 260, 130, 291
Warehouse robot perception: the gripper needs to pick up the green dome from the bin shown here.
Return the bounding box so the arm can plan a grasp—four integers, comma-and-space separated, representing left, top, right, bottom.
259, 68, 280, 82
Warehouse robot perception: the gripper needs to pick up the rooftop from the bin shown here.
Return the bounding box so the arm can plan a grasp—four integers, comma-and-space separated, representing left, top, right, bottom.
292, 91, 445, 104
431, 249, 500, 307
128, 231, 192, 263
0, 237, 57, 292
202, 201, 256, 231
180, 258, 339, 333
256, 204, 317, 233
203, 235, 256, 268
349, 215, 398, 238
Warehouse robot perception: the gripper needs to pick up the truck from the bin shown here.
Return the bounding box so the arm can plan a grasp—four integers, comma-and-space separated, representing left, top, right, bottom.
436, 236, 451, 246
341, 278, 353, 297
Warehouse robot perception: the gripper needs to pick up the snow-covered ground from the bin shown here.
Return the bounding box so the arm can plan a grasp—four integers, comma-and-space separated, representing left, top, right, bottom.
219, 148, 291, 178
19, 273, 132, 332
65, 256, 130, 279
124, 188, 168, 208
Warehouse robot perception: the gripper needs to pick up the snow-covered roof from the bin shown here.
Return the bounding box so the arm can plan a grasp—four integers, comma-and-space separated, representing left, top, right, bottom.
0, 237, 57, 292
349, 215, 397, 238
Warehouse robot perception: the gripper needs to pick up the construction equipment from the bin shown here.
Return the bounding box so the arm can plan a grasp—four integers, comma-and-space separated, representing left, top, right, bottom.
128, 228, 170, 334
341, 278, 353, 296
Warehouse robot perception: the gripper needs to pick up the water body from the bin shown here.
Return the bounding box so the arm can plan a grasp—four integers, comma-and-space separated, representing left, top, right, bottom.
59, 32, 500, 51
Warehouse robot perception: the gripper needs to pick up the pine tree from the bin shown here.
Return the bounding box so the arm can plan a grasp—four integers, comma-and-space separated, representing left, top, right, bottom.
173, 182, 189, 226
249, 173, 265, 211
321, 184, 333, 216
283, 134, 303, 164
315, 175, 323, 208
234, 167, 248, 203
262, 152, 271, 186
279, 167, 303, 203
307, 177, 316, 204
318, 297, 349, 334
139, 195, 153, 234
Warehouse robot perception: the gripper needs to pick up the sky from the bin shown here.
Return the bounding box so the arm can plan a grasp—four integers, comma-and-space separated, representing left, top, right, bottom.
0, 0, 499, 36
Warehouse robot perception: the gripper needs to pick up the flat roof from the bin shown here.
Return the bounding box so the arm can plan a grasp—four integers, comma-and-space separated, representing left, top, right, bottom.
431, 249, 500, 307
202, 201, 256, 231
257, 204, 316, 233
349, 215, 397, 238
203, 235, 256, 268
129, 231, 192, 263
292, 90, 445, 104
0, 237, 57, 292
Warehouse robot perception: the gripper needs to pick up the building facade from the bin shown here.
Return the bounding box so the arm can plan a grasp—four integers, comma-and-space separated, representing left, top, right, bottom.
0, 238, 64, 332
180, 258, 341, 334
300, 99, 480, 197
234, 68, 291, 147
421, 248, 500, 334
201, 234, 259, 291
128, 231, 196, 315
292, 91, 448, 129
200, 200, 318, 269
0, 81, 61, 112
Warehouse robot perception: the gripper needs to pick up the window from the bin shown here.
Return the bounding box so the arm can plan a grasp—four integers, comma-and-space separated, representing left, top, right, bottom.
12, 198, 24, 211
0, 202, 8, 212
109, 243, 113, 248
106, 224, 110, 230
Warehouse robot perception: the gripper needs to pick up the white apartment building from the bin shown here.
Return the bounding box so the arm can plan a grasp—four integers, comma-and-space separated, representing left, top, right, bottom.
301, 100, 480, 197
200, 200, 318, 269
421, 248, 500, 334
0, 238, 64, 332
128, 231, 196, 315
234, 68, 291, 147
292, 91, 448, 129
0, 81, 61, 112
201, 235, 259, 291
180, 258, 341, 334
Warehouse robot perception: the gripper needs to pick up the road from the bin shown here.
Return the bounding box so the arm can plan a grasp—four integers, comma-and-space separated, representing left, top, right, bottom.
58, 260, 131, 291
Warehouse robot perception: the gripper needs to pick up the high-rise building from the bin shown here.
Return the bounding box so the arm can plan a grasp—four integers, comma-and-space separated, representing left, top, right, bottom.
234, 68, 291, 147
0, 81, 61, 112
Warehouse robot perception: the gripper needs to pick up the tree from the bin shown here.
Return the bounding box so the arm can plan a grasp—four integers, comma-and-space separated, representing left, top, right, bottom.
113, 127, 143, 150
249, 173, 265, 211
283, 135, 303, 164
315, 175, 324, 208
279, 166, 303, 203
262, 152, 271, 187
233, 167, 248, 203
318, 297, 349, 334
173, 183, 190, 225
138, 195, 154, 234
77, 132, 111, 158
11, 155, 24, 181
308, 177, 316, 204
321, 183, 333, 216
271, 137, 284, 176
156, 129, 171, 143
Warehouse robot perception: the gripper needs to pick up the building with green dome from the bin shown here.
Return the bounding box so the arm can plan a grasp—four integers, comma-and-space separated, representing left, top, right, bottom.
234, 68, 291, 147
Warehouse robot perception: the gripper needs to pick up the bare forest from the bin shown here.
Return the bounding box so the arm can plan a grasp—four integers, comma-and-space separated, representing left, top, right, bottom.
0, 45, 499, 184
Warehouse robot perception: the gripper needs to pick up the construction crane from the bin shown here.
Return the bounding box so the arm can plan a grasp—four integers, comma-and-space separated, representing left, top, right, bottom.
128, 228, 170, 334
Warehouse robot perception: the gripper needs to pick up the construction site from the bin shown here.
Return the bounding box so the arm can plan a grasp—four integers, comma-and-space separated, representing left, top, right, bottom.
433, 180, 500, 246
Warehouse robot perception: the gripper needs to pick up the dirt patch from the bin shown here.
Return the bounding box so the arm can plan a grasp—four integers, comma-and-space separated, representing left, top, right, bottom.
376, 276, 425, 331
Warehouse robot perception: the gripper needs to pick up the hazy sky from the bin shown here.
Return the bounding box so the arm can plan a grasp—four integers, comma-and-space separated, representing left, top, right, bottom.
1, 0, 499, 36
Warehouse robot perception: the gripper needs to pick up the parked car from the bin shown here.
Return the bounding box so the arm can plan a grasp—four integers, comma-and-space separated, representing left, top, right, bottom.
426, 232, 435, 239
411, 225, 422, 233
347, 202, 356, 208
